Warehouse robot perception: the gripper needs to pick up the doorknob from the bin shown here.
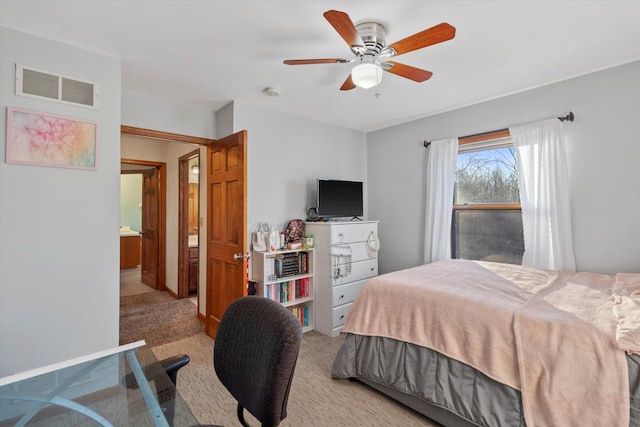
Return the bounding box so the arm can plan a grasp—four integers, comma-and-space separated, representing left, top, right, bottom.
233, 253, 250, 260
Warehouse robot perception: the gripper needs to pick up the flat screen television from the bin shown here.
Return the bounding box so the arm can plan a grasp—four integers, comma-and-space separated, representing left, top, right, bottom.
316, 179, 363, 219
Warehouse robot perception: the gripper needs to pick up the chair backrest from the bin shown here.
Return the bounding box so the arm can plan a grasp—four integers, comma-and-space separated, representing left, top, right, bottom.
214, 296, 303, 427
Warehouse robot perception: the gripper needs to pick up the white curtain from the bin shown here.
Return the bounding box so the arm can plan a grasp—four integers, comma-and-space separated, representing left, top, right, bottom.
424, 137, 458, 264
510, 119, 576, 271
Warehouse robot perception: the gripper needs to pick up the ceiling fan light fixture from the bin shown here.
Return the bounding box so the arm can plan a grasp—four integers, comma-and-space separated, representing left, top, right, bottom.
351, 62, 383, 89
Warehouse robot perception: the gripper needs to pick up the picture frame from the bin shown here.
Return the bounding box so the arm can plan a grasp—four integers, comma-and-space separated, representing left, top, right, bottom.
6, 107, 98, 170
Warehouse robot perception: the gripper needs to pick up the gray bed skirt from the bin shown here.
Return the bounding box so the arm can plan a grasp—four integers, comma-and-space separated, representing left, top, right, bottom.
332, 333, 640, 427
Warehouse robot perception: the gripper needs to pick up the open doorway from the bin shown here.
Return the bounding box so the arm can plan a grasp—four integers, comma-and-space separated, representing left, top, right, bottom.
120, 159, 167, 291
178, 149, 200, 303
120, 125, 249, 339
121, 126, 209, 311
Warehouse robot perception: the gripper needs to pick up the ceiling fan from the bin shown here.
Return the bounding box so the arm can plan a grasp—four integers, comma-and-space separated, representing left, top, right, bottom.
284, 10, 456, 90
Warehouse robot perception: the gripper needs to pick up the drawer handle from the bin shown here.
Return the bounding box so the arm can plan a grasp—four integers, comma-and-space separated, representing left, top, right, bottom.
339, 315, 344, 320
339, 295, 344, 299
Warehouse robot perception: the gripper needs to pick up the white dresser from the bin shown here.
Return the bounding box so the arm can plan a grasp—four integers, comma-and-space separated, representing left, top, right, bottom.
305, 221, 379, 337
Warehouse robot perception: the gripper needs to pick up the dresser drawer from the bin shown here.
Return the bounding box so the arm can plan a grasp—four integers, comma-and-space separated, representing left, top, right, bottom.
332, 279, 367, 307
330, 222, 378, 244
332, 302, 352, 328
333, 259, 378, 286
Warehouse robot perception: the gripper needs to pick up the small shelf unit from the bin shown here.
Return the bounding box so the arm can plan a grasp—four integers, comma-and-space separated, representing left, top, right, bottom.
251, 249, 315, 333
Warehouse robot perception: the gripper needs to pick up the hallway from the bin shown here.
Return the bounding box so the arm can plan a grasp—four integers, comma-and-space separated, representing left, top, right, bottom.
119, 268, 202, 346
121, 266, 198, 304
120, 267, 155, 297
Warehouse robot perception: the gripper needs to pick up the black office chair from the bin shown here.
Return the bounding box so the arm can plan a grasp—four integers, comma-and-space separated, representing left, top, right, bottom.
213, 296, 303, 427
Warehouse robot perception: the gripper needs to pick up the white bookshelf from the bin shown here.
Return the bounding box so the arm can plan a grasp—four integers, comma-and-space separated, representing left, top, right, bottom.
251, 249, 315, 333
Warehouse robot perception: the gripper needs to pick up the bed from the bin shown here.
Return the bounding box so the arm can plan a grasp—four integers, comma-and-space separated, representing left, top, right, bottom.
331, 259, 640, 427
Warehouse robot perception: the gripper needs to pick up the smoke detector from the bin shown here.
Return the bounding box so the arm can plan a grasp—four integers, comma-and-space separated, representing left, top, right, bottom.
263, 86, 281, 97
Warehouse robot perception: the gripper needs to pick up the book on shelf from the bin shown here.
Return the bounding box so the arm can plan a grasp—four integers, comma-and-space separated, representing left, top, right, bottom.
289, 305, 310, 328
298, 251, 308, 274
264, 277, 311, 303
268, 250, 310, 279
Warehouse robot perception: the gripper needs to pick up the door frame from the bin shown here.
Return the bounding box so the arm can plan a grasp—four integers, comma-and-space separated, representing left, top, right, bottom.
120, 158, 167, 291
178, 149, 200, 299
121, 126, 214, 309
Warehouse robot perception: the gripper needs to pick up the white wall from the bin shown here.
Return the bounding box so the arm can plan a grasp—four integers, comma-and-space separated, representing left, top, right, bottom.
367, 61, 640, 275
122, 92, 216, 139
0, 28, 121, 376
215, 101, 234, 139
230, 101, 367, 236
120, 174, 142, 232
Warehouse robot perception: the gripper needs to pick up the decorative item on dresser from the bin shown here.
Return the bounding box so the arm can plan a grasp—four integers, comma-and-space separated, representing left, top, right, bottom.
305, 221, 379, 337
251, 249, 315, 332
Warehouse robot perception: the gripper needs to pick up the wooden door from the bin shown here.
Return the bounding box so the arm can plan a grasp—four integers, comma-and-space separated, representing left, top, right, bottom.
178, 150, 200, 299
205, 131, 247, 338
141, 168, 160, 289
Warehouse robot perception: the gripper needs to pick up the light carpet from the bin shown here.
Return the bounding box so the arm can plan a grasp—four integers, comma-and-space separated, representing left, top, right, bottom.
120, 291, 203, 347
152, 332, 442, 426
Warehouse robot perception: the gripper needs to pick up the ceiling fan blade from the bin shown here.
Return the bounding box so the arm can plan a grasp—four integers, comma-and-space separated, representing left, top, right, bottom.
388, 23, 456, 56
384, 61, 433, 82
284, 58, 348, 65
324, 10, 363, 47
340, 75, 356, 91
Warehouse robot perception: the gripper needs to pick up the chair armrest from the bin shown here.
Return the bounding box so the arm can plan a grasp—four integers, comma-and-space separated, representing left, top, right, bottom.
122, 354, 190, 389
160, 354, 190, 386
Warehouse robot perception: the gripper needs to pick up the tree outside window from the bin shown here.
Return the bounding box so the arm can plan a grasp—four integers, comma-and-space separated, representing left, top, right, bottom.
452, 142, 524, 264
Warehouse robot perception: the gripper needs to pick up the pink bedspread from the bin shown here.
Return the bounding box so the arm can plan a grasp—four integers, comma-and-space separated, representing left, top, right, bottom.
613, 273, 640, 355
342, 259, 637, 427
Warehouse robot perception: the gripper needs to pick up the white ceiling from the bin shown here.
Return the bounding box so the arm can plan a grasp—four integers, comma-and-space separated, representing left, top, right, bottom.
2, 1, 639, 132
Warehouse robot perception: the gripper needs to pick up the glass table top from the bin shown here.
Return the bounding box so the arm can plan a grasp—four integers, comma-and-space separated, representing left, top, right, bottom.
0, 343, 198, 426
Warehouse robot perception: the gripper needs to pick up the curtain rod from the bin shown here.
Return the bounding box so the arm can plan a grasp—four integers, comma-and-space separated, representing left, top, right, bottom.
423, 112, 575, 148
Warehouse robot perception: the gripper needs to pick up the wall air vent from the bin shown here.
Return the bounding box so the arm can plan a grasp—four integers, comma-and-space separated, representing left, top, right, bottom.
15, 64, 100, 109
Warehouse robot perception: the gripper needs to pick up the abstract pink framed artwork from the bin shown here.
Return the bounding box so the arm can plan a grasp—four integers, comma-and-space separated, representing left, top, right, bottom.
6, 107, 98, 170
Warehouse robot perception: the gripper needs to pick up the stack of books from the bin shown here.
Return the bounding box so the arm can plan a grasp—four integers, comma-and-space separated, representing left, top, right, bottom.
270, 251, 310, 278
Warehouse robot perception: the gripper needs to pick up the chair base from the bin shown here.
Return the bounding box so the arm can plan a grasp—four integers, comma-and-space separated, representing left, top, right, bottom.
237, 403, 251, 427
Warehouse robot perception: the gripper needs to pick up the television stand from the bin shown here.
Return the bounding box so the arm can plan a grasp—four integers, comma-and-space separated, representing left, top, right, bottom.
350, 216, 363, 221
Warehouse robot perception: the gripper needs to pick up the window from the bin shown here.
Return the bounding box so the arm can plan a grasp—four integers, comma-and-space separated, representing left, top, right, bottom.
451, 130, 524, 264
